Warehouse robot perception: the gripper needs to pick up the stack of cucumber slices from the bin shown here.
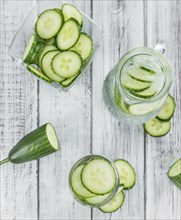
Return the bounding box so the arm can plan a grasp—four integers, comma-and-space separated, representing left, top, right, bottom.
70, 157, 136, 213
23, 4, 93, 87
144, 94, 176, 137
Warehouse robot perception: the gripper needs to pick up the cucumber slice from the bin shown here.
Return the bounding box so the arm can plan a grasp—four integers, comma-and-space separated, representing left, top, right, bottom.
35, 9, 64, 40
121, 75, 151, 92
114, 86, 129, 113
71, 33, 93, 61
132, 87, 156, 98
46, 37, 56, 46
56, 18, 80, 51
99, 190, 125, 213
81, 158, 117, 195
61, 73, 79, 87
52, 51, 82, 78
62, 4, 83, 26
31, 42, 45, 64
144, 118, 171, 137
140, 66, 156, 74
156, 95, 176, 122
41, 51, 65, 82
38, 45, 57, 68
168, 158, 181, 190
128, 68, 155, 82
23, 35, 36, 63
85, 192, 111, 205
71, 165, 96, 198
27, 65, 51, 83
114, 160, 136, 189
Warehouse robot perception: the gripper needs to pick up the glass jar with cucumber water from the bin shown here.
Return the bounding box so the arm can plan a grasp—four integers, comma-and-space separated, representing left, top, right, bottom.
103, 41, 173, 124
69, 155, 120, 208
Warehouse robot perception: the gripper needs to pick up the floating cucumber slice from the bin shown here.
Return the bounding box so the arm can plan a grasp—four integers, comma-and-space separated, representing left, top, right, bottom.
114, 159, 136, 189
128, 67, 155, 82
121, 75, 151, 92
156, 95, 176, 122
99, 190, 125, 213
132, 87, 157, 98
140, 66, 156, 74
168, 158, 181, 190
144, 118, 171, 137
81, 158, 117, 195
71, 165, 96, 198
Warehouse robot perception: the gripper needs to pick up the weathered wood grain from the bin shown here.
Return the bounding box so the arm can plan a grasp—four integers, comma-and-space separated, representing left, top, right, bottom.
38, 1, 92, 219
91, 1, 145, 219
0, 1, 38, 219
145, 1, 181, 219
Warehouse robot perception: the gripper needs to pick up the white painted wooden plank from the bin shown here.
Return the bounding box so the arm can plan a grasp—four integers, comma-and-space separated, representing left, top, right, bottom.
92, 1, 145, 219
0, 1, 38, 219
38, 1, 92, 219
146, 1, 181, 219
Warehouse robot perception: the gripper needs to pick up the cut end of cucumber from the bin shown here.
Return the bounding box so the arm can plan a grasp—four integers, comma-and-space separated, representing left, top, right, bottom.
46, 123, 59, 150
168, 158, 181, 177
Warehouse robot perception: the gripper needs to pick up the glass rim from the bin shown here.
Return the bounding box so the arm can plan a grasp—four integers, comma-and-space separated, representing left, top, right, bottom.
69, 154, 120, 208
116, 47, 173, 104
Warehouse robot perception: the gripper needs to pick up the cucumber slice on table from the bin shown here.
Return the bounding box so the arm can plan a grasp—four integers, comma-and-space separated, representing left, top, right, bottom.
132, 87, 156, 98
129, 67, 155, 82
71, 33, 93, 61
27, 65, 51, 83
144, 118, 171, 137
56, 18, 80, 51
38, 45, 57, 68
41, 50, 65, 82
71, 165, 96, 198
23, 34, 44, 64
168, 158, 181, 190
62, 4, 83, 26
99, 190, 125, 213
121, 75, 151, 92
114, 160, 136, 189
0, 123, 59, 165
35, 9, 64, 39
156, 95, 176, 122
52, 51, 82, 78
81, 158, 117, 195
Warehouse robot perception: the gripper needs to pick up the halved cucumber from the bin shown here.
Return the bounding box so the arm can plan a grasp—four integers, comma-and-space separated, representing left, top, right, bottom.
99, 190, 125, 213
71, 165, 96, 198
38, 45, 57, 68
128, 67, 155, 82
52, 51, 82, 78
56, 18, 80, 51
35, 9, 64, 40
27, 65, 51, 83
23, 34, 44, 64
121, 75, 151, 92
168, 158, 181, 189
81, 158, 117, 195
156, 95, 176, 122
41, 51, 65, 82
62, 4, 83, 26
132, 87, 156, 98
114, 160, 136, 189
144, 118, 171, 137
61, 72, 80, 87
71, 33, 93, 61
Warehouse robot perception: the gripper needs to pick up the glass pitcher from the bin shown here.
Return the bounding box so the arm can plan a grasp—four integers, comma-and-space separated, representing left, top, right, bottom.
103, 41, 173, 124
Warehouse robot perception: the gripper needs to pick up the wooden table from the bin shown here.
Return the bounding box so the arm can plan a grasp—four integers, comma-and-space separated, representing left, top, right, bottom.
0, 1, 181, 219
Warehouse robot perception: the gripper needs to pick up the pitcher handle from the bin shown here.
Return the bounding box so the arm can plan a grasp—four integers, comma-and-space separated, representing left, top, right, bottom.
154, 40, 166, 54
